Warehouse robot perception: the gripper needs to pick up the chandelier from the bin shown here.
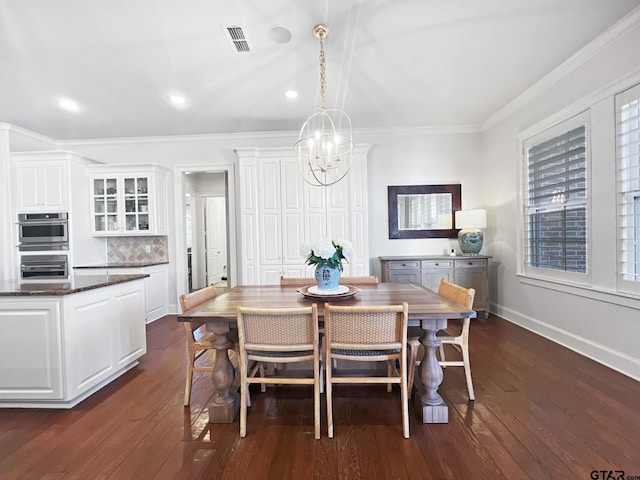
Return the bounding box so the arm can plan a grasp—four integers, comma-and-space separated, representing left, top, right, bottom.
294, 24, 354, 187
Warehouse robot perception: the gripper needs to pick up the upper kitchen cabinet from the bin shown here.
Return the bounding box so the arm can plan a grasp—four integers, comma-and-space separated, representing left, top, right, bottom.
88, 165, 169, 236
12, 151, 97, 213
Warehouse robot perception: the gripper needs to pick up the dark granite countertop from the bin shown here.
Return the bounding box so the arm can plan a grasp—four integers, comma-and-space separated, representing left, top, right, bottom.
74, 261, 169, 269
0, 274, 149, 296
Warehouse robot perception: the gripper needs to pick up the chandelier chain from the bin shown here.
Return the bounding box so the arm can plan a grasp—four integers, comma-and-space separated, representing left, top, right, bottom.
319, 36, 326, 106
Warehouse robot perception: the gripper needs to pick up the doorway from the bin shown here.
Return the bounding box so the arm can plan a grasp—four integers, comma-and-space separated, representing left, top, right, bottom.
175, 166, 236, 299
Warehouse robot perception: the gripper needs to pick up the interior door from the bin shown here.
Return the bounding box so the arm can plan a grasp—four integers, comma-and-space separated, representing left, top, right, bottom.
205, 196, 227, 285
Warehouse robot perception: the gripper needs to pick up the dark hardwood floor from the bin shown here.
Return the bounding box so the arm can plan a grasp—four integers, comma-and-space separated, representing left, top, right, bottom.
1, 314, 639, 480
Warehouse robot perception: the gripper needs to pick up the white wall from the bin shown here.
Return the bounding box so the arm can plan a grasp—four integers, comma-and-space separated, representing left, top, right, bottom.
360, 130, 483, 278
482, 20, 640, 380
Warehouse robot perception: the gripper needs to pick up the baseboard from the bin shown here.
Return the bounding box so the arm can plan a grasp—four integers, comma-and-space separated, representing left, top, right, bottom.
490, 303, 640, 382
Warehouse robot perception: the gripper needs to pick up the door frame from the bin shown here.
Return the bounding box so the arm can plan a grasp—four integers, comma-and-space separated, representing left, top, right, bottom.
173, 163, 237, 300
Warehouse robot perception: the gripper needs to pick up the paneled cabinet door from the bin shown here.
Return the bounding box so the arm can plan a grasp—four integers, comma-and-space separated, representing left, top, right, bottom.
420, 259, 454, 292
454, 259, 489, 312
0, 301, 63, 399
16, 162, 67, 212
387, 261, 422, 284
257, 157, 306, 283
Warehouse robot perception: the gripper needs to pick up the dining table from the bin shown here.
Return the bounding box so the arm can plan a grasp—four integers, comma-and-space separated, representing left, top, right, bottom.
177, 282, 476, 424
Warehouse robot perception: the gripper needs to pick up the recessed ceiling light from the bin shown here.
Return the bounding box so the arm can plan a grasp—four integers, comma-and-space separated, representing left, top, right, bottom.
284, 90, 298, 99
57, 97, 80, 113
268, 25, 292, 45
167, 94, 187, 107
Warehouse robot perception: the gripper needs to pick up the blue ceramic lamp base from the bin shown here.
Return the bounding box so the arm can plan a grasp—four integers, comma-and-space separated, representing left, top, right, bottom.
458, 228, 483, 255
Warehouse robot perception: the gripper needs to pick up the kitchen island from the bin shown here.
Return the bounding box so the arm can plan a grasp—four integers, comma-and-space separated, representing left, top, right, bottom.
0, 274, 148, 408
74, 262, 169, 322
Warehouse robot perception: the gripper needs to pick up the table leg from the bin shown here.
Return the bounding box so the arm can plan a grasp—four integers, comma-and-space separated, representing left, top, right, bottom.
413, 318, 448, 423
208, 323, 239, 423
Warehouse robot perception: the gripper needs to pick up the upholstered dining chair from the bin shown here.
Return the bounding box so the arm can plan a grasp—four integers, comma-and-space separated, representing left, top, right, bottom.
236, 304, 321, 439
324, 302, 410, 439
407, 279, 476, 401
179, 285, 245, 407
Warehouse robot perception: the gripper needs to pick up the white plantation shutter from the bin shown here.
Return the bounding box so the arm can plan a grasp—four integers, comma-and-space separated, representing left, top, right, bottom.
616, 83, 640, 285
525, 120, 588, 274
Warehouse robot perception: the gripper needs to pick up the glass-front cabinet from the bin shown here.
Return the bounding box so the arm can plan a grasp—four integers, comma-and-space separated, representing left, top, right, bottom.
89, 166, 168, 236
123, 177, 150, 232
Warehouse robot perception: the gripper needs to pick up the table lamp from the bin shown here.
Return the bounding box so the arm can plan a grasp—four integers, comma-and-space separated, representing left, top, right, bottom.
455, 209, 486, 255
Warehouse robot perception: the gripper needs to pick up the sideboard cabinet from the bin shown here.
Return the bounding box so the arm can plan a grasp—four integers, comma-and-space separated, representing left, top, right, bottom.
379, 255, 490, 316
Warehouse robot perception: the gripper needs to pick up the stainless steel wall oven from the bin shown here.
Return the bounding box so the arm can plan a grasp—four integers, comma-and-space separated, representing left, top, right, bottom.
18, 212, 69, 251
20, 254, 69, 280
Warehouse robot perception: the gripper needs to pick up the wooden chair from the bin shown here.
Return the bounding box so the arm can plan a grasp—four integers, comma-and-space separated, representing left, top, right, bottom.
179, 285, 219, 407
324, 302, 410, 439
280, 275, 380, 390
407, 279, 476, 400
236, 304, 321, 439
279, 275, 379, 286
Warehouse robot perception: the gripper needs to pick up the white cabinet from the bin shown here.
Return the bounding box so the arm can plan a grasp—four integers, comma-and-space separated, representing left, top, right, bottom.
88, 165, 168, 236
380, 255, 490, 315
12, 151, 98, 214
0, 279, 146, 407
63, 282, 146, 399
257, 157, 307, 284
236, 146, 370, 285
15, 161, 68, 212
0, 300, 63, 399
73, 264, 168, 322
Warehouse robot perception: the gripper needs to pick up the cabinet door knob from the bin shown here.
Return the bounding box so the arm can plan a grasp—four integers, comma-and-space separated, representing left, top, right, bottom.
435, 263, 439, 266
402, 263, 406, 266
468, 262, 473, 265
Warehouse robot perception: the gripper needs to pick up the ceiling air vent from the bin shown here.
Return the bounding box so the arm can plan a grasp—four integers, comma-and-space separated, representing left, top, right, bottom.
225, 25, 251, 53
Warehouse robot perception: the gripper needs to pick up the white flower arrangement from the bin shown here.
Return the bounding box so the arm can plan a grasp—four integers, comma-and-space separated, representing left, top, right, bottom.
300, 239, 353, 272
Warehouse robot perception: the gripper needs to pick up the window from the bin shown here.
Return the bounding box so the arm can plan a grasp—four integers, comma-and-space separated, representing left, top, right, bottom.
524, 116, 588, 275
616, 84, 640, 285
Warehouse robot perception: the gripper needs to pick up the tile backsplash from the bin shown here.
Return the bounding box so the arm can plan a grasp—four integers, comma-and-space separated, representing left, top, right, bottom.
107, 236, 168, 264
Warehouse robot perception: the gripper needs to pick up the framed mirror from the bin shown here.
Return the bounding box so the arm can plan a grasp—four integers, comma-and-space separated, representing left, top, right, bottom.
388, 184, 461, 239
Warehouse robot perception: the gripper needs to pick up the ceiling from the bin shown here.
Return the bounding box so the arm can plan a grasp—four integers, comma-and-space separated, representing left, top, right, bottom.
1, 0, 640, 141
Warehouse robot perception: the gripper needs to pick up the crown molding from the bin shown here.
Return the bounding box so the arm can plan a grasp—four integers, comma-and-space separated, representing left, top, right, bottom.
354, 125, 482, 136
482, 5, 640, 131
234, 143, 373, 159
58, 124, 482, 148
0, 122, 57, 146
57, 129, 299, 147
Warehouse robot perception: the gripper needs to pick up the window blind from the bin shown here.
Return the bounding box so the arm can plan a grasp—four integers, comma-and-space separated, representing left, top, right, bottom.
526, 124, 587, 273
616, 84, 640, 283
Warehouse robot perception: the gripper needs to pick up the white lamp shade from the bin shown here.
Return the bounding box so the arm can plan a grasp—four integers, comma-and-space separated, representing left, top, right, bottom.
455, 209, 487, 229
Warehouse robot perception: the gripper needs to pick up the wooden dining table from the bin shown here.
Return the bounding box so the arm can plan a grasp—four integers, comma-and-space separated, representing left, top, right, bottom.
177, 282, 476, 424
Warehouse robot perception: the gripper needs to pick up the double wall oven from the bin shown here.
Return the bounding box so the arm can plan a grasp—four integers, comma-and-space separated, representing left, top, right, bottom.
17, 212, 69, 280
